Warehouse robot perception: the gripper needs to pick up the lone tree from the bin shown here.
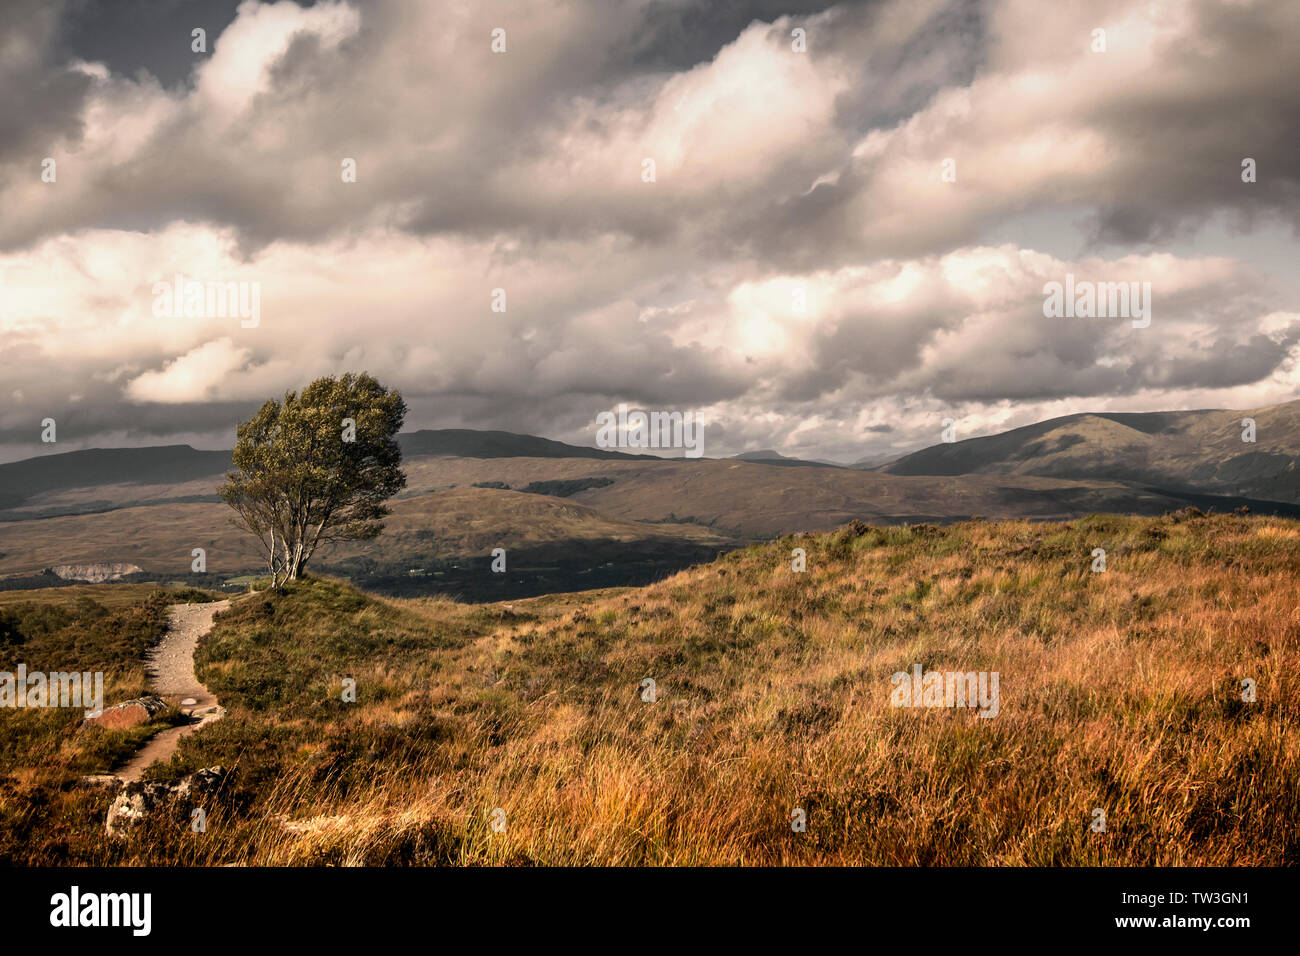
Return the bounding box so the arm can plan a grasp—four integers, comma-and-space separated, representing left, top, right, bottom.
220, 373, 407, 588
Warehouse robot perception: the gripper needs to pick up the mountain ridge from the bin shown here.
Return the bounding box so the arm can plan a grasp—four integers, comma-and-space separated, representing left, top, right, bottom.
3, 400, 1299, 595
880, 398, 1300, 503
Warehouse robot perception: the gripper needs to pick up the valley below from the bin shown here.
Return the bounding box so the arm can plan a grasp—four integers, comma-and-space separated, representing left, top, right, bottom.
5, 400, 1300, 600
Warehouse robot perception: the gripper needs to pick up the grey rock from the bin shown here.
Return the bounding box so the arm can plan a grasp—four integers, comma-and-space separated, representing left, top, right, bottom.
47, 562, 144, 583
105, 765, 227, 839
78, 774, 123, 790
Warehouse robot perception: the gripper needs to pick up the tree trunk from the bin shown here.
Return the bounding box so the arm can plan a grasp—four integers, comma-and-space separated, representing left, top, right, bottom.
287, 540, 305, 581
280, 537, 294, 587
268, 527, 283, 590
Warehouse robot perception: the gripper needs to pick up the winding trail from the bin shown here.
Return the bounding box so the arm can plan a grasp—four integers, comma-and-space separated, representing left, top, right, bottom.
116, 601, 230, 783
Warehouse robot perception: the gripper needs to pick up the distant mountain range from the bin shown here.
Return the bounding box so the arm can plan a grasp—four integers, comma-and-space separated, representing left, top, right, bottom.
0, 445, 232, 512
397, 429, 658, 462
729, 449, 841, 468
880, 400, 1300, 503
0, 429, 652, 515
2, 401, 1297, 595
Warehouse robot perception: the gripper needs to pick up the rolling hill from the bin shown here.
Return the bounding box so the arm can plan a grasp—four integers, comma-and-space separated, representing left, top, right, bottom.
398, 428, 657, 461
394, 454, 1295, 537
881, 398, 1300, 502
3, 452, 1293, 590
0, 486, 734, 598
0, 429, 654, 518
3, 512, 1295, 865
5, 402, 1300, 595
729, 449, 838, 468
0, 446, 232, 514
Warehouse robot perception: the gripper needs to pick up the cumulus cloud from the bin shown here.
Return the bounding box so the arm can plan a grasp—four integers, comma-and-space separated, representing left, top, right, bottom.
126, 338, 253, 403
1, 0, 1298, 464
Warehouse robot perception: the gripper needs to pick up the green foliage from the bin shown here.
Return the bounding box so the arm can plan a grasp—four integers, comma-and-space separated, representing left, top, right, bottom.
219, 372, 408, 586
517, 477, 615, 497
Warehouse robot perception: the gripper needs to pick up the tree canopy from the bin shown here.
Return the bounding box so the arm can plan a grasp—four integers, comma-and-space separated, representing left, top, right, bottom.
219, 373, 407, 588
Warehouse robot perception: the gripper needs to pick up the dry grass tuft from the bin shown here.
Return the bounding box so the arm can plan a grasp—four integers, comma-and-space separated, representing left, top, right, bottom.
2, 513, 1296, 865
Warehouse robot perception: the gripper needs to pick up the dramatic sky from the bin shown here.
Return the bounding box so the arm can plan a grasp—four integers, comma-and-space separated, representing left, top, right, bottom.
2, 0, 1299, 464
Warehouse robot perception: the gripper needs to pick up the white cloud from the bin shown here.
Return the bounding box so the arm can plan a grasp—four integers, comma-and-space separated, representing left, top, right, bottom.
1, 0, 1298, 463
126, 338, 253, 403
196, 0, 362, 119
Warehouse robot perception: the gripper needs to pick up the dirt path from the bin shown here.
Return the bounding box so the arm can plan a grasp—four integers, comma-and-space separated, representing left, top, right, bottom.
116, 601, 230, 782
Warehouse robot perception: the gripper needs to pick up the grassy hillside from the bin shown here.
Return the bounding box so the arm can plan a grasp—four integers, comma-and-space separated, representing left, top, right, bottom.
7, 423, 1300, 592
8, 458, 1269, 586
883, 398, 1300, 502
323, 486, 732, 598
3, 451, 1219, 543
0, 486, 731, 583
2, 511, 1294, 865
0, 586, 225, 860
400, 455, 1300, 536
0, 583, 164, 610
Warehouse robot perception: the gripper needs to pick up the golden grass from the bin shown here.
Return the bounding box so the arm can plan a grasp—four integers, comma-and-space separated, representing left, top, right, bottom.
2, 512, 1296, 865
0, 583, 163, 610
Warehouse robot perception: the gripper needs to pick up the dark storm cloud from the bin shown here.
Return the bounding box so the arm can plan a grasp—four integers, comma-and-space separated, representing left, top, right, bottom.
610, 0, 858, 73
0, 0, 956, 255
60, 0, 244, 87
0, 0, 91, 168
1, 0, 1297, 263
1129, 333, 1300, 393
0, 385, 254, 449
1078, 0, 1300, 247
2, 0, 1299, 465
914, 282, 1300, 405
